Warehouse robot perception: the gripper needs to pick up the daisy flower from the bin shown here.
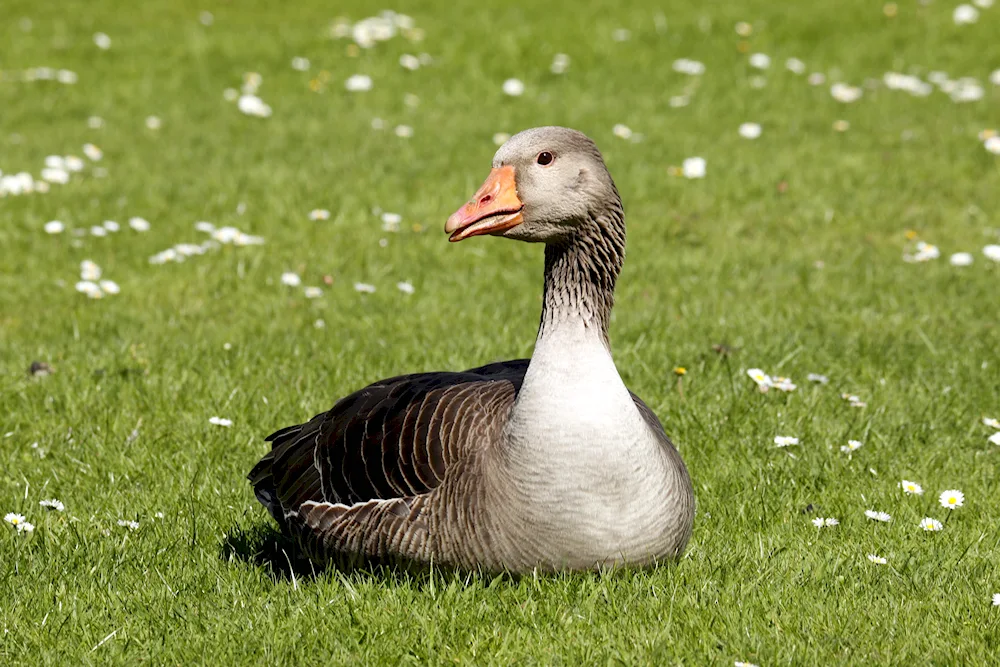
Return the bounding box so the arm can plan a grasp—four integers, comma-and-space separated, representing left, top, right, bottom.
80, 259, 102, 281
900, 480, 924, 495
129, 216, 151, 232
786, 58, 806, 74
493, 132, 510, 146
682, 157, 706, 179
502, 78, 525, 96
209, 416, 233, 427
738, 123, 762, 139
748, 53, 771, 69
83, 143, 103, 161
44, 220, 65, 234
864, 509, 892, 523
735, 662, 759, 667
993, 593, 1000, 606
867, 554, 887, 565
807, 373, 829, 384
938, 489, 964, 510
394, 125, 413, 138
309, 209, 330, 221
280, 272, 301, 287
117, 519, 139, 530
345, 74, 373, 92
812, 517, 838, 527
145, 116, 162, 130
950, 252, 973, 267
771, 376, 796, 392
985, 245, 1000, 262
5, 512, 26, 527
39, 499, 64, 512
953, 4, 979, 24
989, 432, 1000, 446
303, 286, 323, 299
550, 53, 570, 74
747, 368, 772, 391
919, 517, 943, 532
774, 436, 799, 447
840, 440, 863, 453
613, 124, 633, 140
396, 281, 415, 294
354, 282, 376, 294
983, 417, 1000, 429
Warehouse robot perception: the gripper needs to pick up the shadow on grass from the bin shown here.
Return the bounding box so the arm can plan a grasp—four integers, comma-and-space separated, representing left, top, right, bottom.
221, 522, 525, 589
221, 524, 323, 582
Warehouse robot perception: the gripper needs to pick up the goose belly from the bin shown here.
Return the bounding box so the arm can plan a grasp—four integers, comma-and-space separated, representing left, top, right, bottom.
495, 394, 685, 569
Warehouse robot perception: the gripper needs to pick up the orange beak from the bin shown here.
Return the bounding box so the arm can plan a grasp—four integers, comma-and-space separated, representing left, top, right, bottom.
445, 165, 524, 242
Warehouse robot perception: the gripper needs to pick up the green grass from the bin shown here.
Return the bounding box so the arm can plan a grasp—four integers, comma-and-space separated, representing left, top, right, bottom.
3, 0, 1000, 664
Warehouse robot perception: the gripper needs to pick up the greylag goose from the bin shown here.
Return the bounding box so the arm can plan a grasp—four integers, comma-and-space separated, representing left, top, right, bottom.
249, 126, 694, 572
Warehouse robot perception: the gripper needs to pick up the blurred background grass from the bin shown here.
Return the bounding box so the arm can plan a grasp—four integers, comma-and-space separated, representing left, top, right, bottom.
1, 0, 999, 664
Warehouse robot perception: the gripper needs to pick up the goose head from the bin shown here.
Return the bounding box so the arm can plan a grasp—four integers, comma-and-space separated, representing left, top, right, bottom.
446, 127, 620, 244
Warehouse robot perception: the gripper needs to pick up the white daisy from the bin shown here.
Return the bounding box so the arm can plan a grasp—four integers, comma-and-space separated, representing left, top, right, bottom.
986, 137, 1000, 155
833, 120, 850, 132
90, 226, 108, 237
223, 88, 239, 102
41, 167, 69, 184
808, 72, 826, 86
786, 58, 806, 74
396, 281, 415, 294
746, 368, 771, 391
992, 69, 1000, 86
80, 260, 102, 281
867, 554, 887, 565
953, 4, 979, 24
672, 59, 705, 76
993, 593, 1000, 606
117, 519, 140, 530
493, 132, 510, 146
774, 436, 799, 447
280, 272, 301, 287
824, 518, 839, 527
984, 245, 1000, 262
807, 373, 829, 384
75, 281, 103, 298
682, 157, 706, 179
950, 252, 973, 266
738, 123, 762, 139
502, 78, 525, 96
345, 74, 373, 92
865, 509, 892, 523
841, 439, 863, 453
394, 125, 414, 138
94, 32, 112, 50
303, 286, 323, 299
145, 116, 162, 130
39, 499, 64, 512
900, 479, 924, 495
983, 417, 1000, 429
354, 282, 376, 294
811, 517, 824, 527
613, 124, 633, 140
550, 53, 570, 74
748, 53, 770, 69
82, 143, 103, 161
831, 83, 863, 103
99, 280, 120, 295
5, 513, 26, 527
88, 115, 104, 129
291, 56, 310, 71
44, 220, 65, 234
129, 216, 151, 232
103, 220, 120, 232
919, 517, 943, 532
939, 489, 964, 510
735, 662, 759, 667
990, 433, 1000, 446
314, 319, 326, 329
237, 94, 272, 118
57, 70, 78, 84
309, 209, 330, 221
208, 416, 233, 427
771, 376, 796, 392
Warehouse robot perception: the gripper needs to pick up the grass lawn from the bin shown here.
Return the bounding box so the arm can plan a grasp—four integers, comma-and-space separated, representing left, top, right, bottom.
2, 0, 1000, 663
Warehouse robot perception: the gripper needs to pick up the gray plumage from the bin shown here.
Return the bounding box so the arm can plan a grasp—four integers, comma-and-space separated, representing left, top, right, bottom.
249, 127, 695, 572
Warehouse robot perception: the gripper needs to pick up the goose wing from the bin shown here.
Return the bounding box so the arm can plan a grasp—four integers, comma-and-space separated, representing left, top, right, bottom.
248, 360, 528, 530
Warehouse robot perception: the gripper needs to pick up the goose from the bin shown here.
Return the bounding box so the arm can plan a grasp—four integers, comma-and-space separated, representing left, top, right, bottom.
249, 126, 694, 572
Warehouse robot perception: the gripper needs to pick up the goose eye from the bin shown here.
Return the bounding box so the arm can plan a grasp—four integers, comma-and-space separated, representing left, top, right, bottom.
536, 151, 554, 166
